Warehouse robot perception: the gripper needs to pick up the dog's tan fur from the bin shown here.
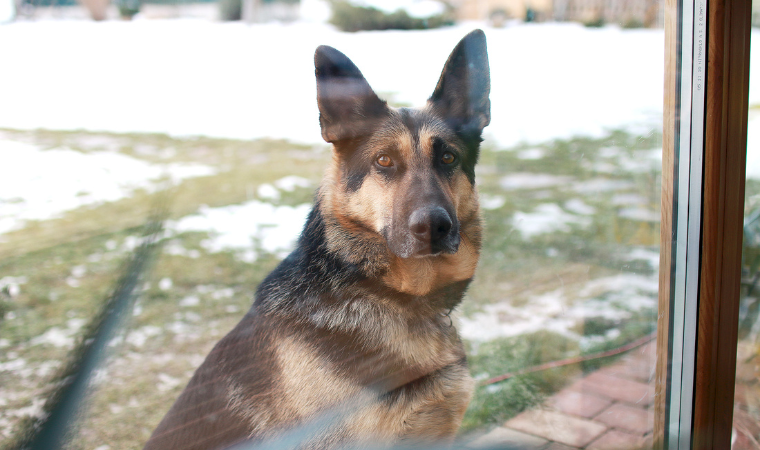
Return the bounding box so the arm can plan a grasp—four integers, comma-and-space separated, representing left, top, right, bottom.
144, 30, 489, 450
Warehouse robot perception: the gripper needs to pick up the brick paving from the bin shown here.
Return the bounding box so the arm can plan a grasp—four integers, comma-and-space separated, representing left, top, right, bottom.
468, 340, 656, 449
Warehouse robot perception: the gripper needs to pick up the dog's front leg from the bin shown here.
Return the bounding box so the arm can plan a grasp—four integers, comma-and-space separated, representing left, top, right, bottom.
398, 364, 474, 444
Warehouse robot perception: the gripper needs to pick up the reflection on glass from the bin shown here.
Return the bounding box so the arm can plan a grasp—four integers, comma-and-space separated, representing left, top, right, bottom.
0, 2, 663, 449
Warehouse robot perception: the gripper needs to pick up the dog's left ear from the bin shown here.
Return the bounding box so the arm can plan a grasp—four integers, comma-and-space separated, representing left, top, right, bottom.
315, 45, 389, 143
429, 29, 491, 137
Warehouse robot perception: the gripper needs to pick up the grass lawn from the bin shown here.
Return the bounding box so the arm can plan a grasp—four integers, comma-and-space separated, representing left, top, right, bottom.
0, 126, 662, 449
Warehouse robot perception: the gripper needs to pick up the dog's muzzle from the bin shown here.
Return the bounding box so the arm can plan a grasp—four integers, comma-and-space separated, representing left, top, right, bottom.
408, 206, 460, 256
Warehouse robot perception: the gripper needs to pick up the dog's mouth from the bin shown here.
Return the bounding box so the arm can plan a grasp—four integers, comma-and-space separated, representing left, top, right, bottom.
386, 230, 461, 259
411, 249, 453, 259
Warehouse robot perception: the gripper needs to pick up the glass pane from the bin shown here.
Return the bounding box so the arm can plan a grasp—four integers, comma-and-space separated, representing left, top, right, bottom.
0, 2, 664, 450
734, 5, 760, 447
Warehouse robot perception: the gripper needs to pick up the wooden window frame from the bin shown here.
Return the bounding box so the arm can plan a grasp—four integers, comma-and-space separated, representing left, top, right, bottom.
655, 0, 752, 448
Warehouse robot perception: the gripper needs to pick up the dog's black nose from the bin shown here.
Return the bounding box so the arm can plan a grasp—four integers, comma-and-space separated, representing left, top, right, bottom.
409, 207, 453, 243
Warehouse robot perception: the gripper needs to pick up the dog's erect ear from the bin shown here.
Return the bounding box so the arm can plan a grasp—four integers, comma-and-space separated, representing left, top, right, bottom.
315, 46, 389, 143
429, 29, 491, 137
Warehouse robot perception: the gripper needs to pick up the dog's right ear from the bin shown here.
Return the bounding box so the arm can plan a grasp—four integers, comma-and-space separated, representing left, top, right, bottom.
315, 46, 389, 143
429, 30, 491, 138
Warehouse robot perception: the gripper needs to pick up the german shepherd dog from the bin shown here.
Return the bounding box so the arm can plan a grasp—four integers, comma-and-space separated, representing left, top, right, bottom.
144, 29, 490, 450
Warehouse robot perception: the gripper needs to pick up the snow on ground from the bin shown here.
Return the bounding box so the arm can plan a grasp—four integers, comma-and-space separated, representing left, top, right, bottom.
0, 139, 216, 235
744, 113, 760, 179
564, 198, 595, 215
8, 19, 760, 179
572, 178, 634, 194
0, 0, 13, 24
167, 197, 312, 262
499, 173, 574, 190
164, 176, 313, 262
29, 318, 87, 348
0, 276, 27, 297
618, 207, 659, 222
479, 193, 506, 210
256, 175, 313, 201
511, 203, 591, 238
0, 20, 664, 149
459, 273, 658, 343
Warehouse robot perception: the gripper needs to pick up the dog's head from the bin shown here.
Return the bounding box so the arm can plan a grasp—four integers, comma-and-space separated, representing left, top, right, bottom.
315, 30, 490, 260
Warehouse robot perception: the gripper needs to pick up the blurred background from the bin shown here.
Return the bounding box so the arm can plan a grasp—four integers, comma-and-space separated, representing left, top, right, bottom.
0, 0, 757, 449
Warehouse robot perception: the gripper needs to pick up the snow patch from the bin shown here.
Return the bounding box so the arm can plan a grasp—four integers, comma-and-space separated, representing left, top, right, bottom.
512, 203, 590, 238
0, 359, 27, 372
126, 325, 162, 348
564, 198, 595, 215
179, 295, 200, 307
257, 184, 280, 201
258, 176, 313, 201
0, 276, 27, 297
168, 201, 311, 262
274, 175, 313, 191
159, 277, 173, 291
626, 248, 660, 269
572, 179, 634, 194
30, 318, 86, 348
515, 148, 546, 160
499, 173, 573, 191
744, 114, 760, 179
459, 273, 657, 342
616, 150, 661, 173
70, 265, 86, 278
0, 140, 216, 234
163, 241, 201, 258
611, 193, 648, 206
480, 194, 506, 210
5, 396, 46, 420
156, 373, 183, 392
619, 207, 660, 222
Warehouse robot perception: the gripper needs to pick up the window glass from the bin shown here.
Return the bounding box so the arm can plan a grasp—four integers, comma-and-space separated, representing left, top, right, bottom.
0, 2, 664, 449
734, 5, 760, 446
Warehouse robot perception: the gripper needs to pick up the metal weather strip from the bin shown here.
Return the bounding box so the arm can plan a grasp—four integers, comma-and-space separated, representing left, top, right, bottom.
668, 0, 708, 448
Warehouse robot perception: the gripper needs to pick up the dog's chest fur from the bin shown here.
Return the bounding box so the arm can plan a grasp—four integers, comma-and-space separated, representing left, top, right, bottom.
263, 311, 474, 445
152, 285, 475, 449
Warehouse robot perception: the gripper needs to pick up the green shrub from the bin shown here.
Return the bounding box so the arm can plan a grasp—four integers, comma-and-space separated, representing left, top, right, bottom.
218, 0, 242, 21
525, 7, 535, 22
583, 16, 605, 28
622, 17, 645, 29
329, 1, 453, 32
462, 330, 581, 431
116, 0, 141, 19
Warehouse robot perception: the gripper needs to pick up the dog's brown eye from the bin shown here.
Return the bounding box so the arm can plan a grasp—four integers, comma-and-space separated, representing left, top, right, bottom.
376, 154, 393, 167
441, 152, 456, 165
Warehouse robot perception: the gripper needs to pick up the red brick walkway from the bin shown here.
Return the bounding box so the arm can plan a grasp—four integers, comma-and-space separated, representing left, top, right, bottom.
468, 341, 657, 449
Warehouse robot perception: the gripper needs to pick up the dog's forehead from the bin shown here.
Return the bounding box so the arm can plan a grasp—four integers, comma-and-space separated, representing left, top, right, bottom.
367, 107, 453, 156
